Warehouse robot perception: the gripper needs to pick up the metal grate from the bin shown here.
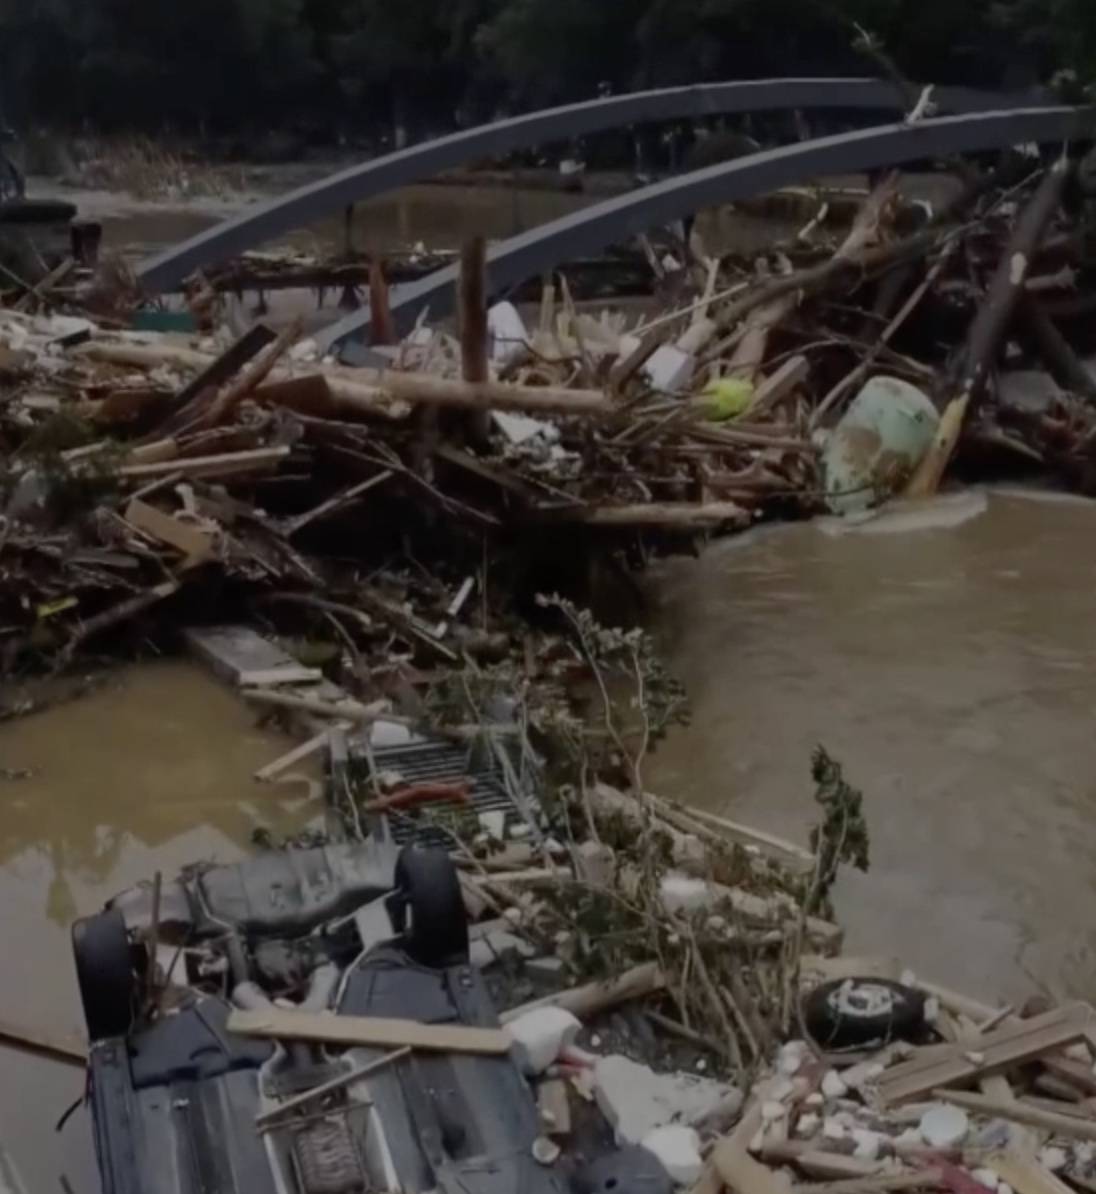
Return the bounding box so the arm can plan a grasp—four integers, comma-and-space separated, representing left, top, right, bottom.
348, 738, 535, 847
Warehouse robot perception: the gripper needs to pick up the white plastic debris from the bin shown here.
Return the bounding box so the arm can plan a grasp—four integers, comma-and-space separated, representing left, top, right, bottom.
641, 1125, 704, 1186
532, 1136, 561, 1165
919, 1104, 969, 1149
491, 410, 559, 446
487, 301, 529, 365
289, 338, 319, 363
924, 996, 941, 1024
1039, 1148, 1068, 1173
796, 1113, 821, 1138
823, 1118, 848, 1141
761, 1101, 785, 1123
852, 1130, 883, 1161
478, 810, 507, 840
778, 1040, 809, 1076
804, 1093, 825, 1109
971, 1168, 1001, 1190
593, 1054, 739, 1145
643, 344, 695, 393
658, 873, 714, 915
505, 1007, 581, 1076
821, 1070, 849, 1099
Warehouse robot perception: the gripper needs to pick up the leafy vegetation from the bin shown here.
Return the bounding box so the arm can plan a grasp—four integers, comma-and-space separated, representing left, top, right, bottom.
0, 0, 1093, 141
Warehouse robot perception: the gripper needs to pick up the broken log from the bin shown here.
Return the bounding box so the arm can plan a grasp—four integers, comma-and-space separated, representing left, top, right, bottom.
906, 157, 1072, 498
499, 961, 665, 1023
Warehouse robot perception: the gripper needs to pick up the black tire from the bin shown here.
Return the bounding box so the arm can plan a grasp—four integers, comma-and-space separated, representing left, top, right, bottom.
392, 845, 469, 967
0, 199, 76, 225
802, 977, 925, 1049
72, 910, 136, 1041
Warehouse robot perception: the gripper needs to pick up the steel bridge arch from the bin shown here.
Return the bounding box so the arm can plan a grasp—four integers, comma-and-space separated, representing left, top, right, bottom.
312, 105, 1096, 354
138, 79, 1035, 294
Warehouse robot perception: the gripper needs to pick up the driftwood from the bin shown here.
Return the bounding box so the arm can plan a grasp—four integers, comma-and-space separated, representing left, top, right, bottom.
499, 961, 665, 1023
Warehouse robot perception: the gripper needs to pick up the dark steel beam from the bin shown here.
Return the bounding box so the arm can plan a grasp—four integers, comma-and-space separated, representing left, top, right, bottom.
313, 106, 1096, 354
138, 79, 1036, 294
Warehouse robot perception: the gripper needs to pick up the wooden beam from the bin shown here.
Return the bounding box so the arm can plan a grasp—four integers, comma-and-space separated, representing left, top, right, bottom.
876, 1003, 1096, 1106
932, 1089, 1096, 1142
227, 1008, 511, 1055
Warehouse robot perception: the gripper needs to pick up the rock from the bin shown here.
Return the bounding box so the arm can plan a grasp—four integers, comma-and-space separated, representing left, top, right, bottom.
804, 1093, 825, 1109
971, 1168, 1001, 1190
1039, 1148, 1068, 1173
506, 1007, 581, 1076
919, 1104, 969, 1149
641, 1125, 704, 1186
821, 1070, 849, 1099
594, 1054, 739, 1145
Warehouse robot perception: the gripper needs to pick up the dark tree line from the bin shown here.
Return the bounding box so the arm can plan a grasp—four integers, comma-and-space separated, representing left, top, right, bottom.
1, 0, 1094, 141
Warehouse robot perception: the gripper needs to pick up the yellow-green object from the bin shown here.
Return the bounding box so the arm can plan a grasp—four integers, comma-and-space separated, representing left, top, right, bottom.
36, 596, 78, 620
699, 377, 753, 421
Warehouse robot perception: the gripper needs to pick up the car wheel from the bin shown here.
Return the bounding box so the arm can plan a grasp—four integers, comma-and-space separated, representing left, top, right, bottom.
72, 909, 136, 1041
802, 977, 926, 1048
393, 845, 469, 967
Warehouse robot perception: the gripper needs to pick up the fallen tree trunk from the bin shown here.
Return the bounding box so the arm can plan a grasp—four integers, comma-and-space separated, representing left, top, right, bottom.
906, 157, 1071, 498
78, 341, 614, 418
543, 501, 749, 529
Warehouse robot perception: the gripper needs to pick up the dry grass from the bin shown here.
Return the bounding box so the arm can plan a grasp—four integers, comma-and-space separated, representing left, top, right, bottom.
70, 136, 246, 202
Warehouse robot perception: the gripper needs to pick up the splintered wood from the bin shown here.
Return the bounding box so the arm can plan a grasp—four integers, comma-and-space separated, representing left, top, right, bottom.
876, 1003, 1096, 1105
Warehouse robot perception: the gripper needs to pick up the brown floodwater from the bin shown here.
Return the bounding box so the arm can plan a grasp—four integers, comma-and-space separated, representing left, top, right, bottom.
0, 662, 317, 1191
647, 487, 1096, 1009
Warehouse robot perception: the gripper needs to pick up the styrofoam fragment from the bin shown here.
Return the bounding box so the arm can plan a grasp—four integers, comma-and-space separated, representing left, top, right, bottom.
821, 1070, 848, 1099
1039, 1148, 1068, 1173
852, 1130, 882, 1161
641, 1125, 704, 1186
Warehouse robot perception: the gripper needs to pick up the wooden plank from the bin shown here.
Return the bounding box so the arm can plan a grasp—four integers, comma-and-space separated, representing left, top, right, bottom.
254, 725, 348, 783
987, 1152, 1078, 1194
227, 1008, 511, 1055
707, 1102, 795, 1194
877, 1003, 1095, 1106
119, 446, 289, 480
124, 498, 215, 566
158, 323, 277, 430
932, 1089, 1096, 1142
500, 962, 664, 1024
185, 625, 316, 689
537, 1078, 572, 1138
793, 1173, 946, 1194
